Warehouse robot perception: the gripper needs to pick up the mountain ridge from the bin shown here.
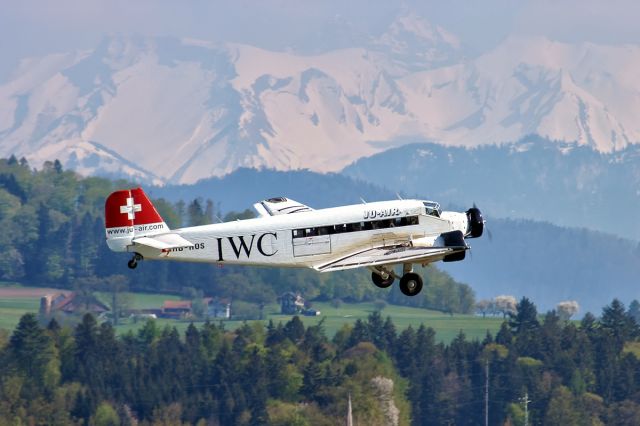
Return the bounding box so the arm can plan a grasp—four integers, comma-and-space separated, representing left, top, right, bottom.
1, 14, 639, 184
343, 136, 640, 240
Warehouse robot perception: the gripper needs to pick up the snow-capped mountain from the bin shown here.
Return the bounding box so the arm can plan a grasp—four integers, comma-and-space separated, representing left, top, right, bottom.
1, 13, 639, 184
371, 10, 463, 69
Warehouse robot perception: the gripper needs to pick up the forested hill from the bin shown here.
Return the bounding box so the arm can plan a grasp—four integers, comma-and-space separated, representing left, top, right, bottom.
150, 167, 397, 212
3, 298, 640, 424
2, 157, 639, 313
343, 136, 640, 241
151, 166, 640, 313
0, 157, 473, 314
441, 219, 640, 313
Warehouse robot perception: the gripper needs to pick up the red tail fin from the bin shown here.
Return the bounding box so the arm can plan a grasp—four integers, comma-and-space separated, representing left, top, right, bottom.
105, 188, 168, 251
105, 188, 164, 228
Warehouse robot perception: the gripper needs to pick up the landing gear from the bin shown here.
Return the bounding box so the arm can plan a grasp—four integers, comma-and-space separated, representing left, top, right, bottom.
399, 272, 423, 296
370, 264, 425, 296
127, 253, 143, 269
371, 271, 394, 288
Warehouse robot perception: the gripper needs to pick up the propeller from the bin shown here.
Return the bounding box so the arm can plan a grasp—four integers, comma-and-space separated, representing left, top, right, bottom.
466, 204, 491, 262
465, 203, 485, 238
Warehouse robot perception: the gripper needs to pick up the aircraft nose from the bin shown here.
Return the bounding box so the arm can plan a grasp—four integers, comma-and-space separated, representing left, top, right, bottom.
465, 206, 484, 238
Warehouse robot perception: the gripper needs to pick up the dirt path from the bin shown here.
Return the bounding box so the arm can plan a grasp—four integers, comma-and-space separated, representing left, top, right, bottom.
0, 287, 71, 298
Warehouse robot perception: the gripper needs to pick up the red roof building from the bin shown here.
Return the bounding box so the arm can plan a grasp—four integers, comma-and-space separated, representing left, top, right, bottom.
40, 292, 110, 316
161, 298, 231, 319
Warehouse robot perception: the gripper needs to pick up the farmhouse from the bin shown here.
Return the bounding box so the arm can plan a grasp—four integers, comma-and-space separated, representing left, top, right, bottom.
40, 292, 110, 316
161, 297, 231, 319
279, 292, 305, 315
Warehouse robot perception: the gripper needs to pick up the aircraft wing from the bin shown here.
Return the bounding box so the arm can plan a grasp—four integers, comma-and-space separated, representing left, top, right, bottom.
132, 233, 194, 250
314, 245, 466, 273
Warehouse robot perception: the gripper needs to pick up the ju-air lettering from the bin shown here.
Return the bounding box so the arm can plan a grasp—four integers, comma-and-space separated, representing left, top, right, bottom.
364, 207, 401, 219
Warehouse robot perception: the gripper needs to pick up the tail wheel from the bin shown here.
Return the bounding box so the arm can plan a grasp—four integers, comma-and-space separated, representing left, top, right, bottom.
128, 253, 143, 269
372, 272, 394, 288
399, 273, 423, 296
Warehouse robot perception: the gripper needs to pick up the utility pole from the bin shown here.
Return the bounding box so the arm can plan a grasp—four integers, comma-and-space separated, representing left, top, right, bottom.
484, 358, 489, 426
519, 392, 531, 426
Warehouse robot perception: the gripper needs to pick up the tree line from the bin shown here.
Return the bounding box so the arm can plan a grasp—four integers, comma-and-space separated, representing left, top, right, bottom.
0, 156, 475, 314
2, 297, 640, 424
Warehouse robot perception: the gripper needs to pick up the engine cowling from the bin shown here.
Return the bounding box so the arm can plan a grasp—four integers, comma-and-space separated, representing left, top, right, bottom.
466, 207, 484, 238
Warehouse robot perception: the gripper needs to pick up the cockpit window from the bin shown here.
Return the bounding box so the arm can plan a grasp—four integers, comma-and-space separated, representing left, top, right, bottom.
423, 201, 441, 217
266, 197, 288, 203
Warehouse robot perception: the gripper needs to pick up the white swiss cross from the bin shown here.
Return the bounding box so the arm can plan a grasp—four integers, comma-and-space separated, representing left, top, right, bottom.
120, 197, 142, 220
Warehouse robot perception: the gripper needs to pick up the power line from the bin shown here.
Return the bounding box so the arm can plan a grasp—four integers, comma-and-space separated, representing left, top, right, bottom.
485, 358, 489, 426
519, 391, 531, 426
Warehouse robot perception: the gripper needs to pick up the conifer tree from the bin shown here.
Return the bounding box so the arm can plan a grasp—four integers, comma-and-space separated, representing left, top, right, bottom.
382, 315, 397, 350
8, 313, 56, 393
601, 299, 639, 347
283, 316, 305, 343
301, 361, 323, 401
628, 300, 640, 324
347, 319, 370, 348
395, 326, 416, 377
73, 314, 99, 385
510, 297, 540, 334
366, 311, 386, 350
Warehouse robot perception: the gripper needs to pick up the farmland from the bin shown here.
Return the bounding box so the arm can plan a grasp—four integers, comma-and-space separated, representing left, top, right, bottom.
0, 285, 503, 342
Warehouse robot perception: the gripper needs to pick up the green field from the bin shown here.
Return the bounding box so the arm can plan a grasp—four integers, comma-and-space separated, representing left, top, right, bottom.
0, 287, 503, 343
263, 302, 503, 342
0, 297, 42, 331
94, 291, 182, 310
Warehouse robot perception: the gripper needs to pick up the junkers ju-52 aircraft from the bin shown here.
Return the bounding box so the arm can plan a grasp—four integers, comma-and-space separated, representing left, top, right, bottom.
105, 188, 484, 296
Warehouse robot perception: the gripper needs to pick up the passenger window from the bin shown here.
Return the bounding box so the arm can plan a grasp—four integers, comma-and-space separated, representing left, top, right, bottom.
293, 215, 419, 239
346, 222, 359, 232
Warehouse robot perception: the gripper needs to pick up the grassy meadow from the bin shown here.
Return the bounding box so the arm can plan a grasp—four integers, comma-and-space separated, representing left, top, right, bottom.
0, 297, 41, 331
0, 284, 504, 343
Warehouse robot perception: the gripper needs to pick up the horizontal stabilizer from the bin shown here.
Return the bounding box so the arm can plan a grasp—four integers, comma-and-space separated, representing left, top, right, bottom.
133, 233, 194, 250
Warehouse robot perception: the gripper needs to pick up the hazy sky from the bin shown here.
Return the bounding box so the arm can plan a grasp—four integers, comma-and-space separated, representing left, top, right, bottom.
1, 0, 639, 81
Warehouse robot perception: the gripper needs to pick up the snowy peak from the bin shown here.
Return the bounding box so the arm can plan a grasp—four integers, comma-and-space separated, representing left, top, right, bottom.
373, 10, 462, 68
473, 37, 638, 150
0, 34, 639, 184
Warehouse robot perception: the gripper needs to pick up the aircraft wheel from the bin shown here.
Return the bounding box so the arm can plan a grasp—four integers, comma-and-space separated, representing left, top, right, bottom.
372, 272, 394, 288
128, 253, 143, 269
399, 273, 423, 296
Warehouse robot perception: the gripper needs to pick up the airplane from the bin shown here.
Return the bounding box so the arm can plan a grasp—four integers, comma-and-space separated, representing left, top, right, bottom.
105, 188, 484, 296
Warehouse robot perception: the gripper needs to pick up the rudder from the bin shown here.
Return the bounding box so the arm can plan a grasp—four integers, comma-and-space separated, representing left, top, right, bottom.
105, 188, 168, 252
